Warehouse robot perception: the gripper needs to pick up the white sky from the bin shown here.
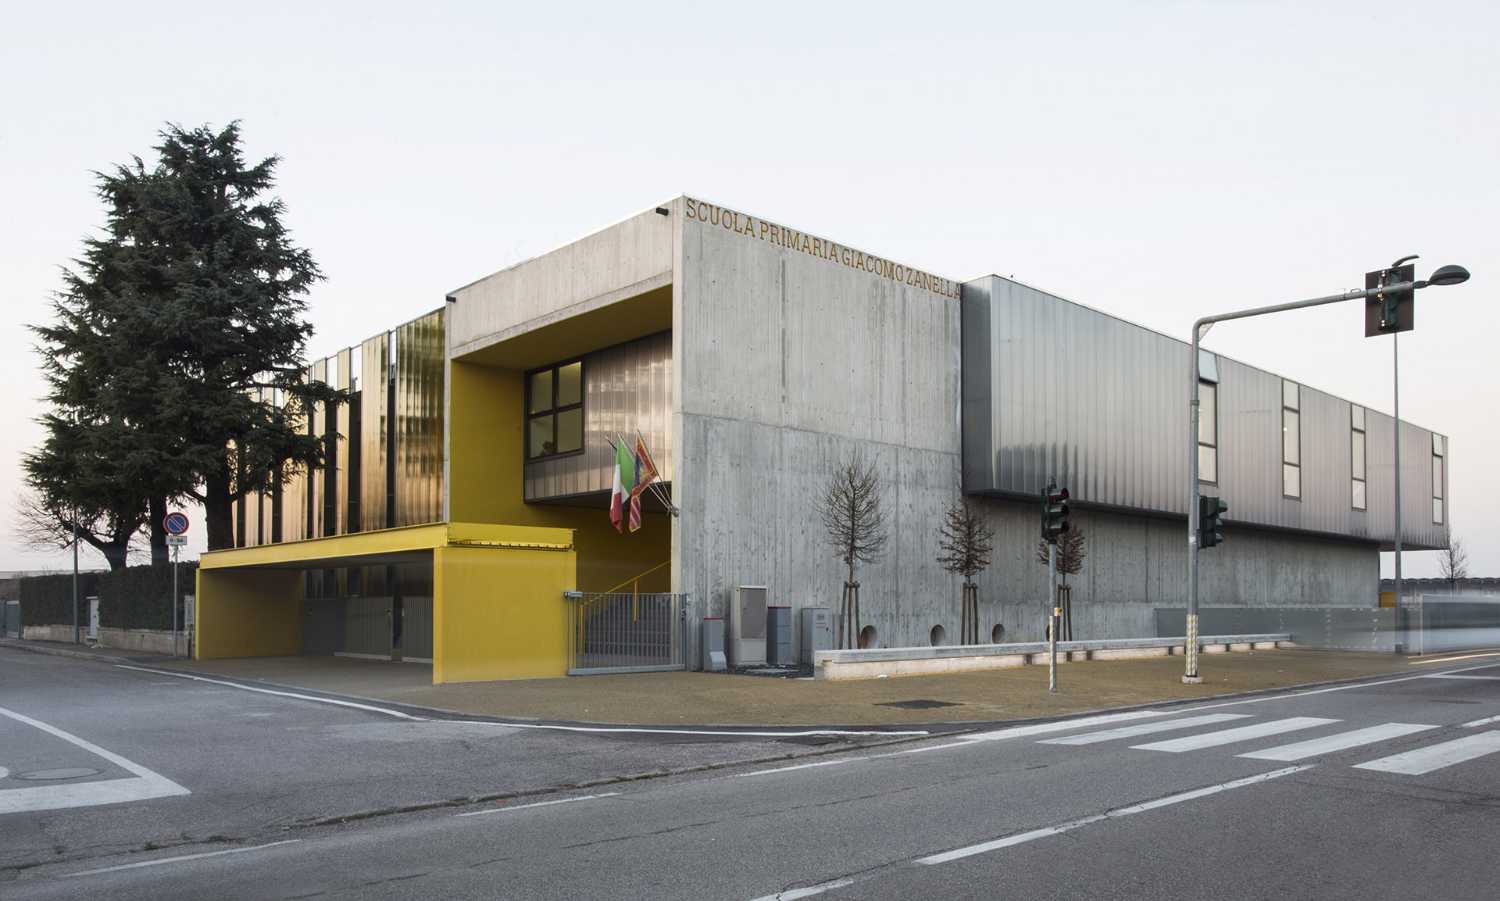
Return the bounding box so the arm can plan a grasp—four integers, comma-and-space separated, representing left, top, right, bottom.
1, 1, 1494, 578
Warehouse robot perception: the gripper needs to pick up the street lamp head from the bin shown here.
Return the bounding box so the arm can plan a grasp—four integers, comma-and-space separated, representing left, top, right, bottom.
1426, 264, 1470, 287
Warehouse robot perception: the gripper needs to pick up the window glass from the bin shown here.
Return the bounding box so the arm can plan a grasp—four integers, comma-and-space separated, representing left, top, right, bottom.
1352, 431, 1366, 480
557, 408, 583, 454
1283, 463, 1301, 498
1432, 457, 1444, 499
1351, 404, 1364, 430
1282, 380, 1299, 410
1433, 434, 1444, 456
1282, 409, 1300, 465
326, 356, 339, 390
528, 415, 555, 458
1198, 445, 1217, 484
557, 362, 582, 407
1433, 498, 1443, 524
528, 370, 553, 415
1198, 383, 1216, 445
1352, 479, 1366, 510
350, 346, 363, 393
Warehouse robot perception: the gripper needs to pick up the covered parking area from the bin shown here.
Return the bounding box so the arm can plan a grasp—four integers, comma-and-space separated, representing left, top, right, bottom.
194, 522, 577, 684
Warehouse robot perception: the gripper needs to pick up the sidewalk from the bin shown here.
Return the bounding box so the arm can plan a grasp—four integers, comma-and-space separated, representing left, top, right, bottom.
0, 636, 174, 665
144, 648, 1419, 727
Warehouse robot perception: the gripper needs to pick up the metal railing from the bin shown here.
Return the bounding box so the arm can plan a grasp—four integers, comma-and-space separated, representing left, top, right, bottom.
564, 591, 687, 675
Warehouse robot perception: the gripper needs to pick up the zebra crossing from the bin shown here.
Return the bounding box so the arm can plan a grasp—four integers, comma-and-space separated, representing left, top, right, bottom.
1037, 710, 1500, 776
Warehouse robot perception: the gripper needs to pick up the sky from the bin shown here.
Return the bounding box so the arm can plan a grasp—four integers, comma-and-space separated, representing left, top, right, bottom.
1, 1, 1494, 578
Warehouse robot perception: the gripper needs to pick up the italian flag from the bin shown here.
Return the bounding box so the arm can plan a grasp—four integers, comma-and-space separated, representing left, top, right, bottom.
609, 440, 636, 533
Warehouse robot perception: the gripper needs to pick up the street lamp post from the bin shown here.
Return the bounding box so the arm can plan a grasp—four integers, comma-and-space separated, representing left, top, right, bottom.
1183, 262, 1469, 684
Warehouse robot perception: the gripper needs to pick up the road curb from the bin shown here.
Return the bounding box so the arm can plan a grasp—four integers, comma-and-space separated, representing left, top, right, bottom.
0, 638, 169, 667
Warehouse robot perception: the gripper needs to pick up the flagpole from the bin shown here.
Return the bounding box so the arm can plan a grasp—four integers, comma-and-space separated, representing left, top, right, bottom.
634, 430, 678, 516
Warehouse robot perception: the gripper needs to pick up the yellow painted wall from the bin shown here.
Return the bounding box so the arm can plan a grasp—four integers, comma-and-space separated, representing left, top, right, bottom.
432, 544, 575, 683
195, 568, 304, 659
448, 359, 669, 592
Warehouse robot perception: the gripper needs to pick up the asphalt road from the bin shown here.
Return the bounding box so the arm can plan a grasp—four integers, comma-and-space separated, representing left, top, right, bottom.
4, 647, 1499, 900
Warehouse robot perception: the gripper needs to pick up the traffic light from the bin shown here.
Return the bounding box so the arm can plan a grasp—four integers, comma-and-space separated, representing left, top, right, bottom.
1364, 262, 1415, 336
1041, 483, 1070, 542
1199, 495, 1228, 549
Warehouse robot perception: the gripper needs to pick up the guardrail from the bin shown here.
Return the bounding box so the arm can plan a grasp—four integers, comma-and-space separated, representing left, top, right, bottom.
814, 633, 1291, 681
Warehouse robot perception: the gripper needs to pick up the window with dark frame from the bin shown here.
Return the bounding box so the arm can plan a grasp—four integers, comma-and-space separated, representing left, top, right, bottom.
1432, 434, 1445, 524
1282, 380, 1301, 499
1197, 380, 1218, 484
526, 359, 584, 461
1351, 404, 1366, 510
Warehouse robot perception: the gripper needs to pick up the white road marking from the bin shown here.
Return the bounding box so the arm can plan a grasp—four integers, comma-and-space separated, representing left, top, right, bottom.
868, 741, 975, 758
735, 758, 864, 778
914, 766, 1312, 866
0, 705, 189, 815
959, 709, 1173, 743
0, 766, 8, 779
1408, 651, 1500, 665
1421, 674, 1500, 681
1354, 731, 1500, 775
1461, 714, 1500, 728
64, 840, 301, 877
455, 792, 619, 817
746, 877, 857, 900
116, 666, 930, 739
1238, 723, 1439, 761
1039, 713, 1252, 745
1131, 717, 1337, 753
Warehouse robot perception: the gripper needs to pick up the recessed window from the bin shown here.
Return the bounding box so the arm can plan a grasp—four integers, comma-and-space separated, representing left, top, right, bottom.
1432, 435, 1445, 524
1198, 380, 1218, 484
1351, 405, 1366, 510
526, 360, 584, 460
1282, 380, 1300, 499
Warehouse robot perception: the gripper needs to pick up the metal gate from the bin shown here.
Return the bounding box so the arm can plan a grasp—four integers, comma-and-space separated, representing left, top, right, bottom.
565, 591, 687, 675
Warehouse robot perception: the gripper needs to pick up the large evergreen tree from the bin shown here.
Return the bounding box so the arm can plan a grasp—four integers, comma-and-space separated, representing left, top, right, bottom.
26, 122, 333, 553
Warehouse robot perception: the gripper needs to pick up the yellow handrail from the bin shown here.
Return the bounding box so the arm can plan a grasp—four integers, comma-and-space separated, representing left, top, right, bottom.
601, 559, 670, 595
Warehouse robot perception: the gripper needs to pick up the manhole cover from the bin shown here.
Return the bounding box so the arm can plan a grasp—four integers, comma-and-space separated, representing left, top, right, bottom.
15, 767, 101, 781
874, 699, 960, 710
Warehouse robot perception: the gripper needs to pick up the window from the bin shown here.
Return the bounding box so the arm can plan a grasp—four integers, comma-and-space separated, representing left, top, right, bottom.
1282, 380, 1300, 499
1197, 380, 1217, 483
1432, 434, 1445, 524
1350, 405, 1366, 510
526, 360, 584, 460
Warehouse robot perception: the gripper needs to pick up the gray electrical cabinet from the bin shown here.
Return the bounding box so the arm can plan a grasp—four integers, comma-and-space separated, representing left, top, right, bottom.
701, 618, 727, 672
766, 606, 793, 665
729, 586, 768, 667
800, 607, 833, 665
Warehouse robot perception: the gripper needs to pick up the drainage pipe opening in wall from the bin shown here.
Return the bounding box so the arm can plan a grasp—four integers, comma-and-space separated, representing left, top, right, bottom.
992, 624, 1005, 643
929, 624, 946, 646
858, 625, 877, 649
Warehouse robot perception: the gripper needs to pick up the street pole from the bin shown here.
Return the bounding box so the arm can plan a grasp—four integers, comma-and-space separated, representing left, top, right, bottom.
1184, 279, 1427, 684
172, 545, 179, 657
71, 517, 79, 645
1392, 330, 1403, 615
1048, 541, 1058, 693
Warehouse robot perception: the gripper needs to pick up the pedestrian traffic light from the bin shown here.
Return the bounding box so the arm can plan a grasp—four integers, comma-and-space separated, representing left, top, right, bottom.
1041, 483, 1070, 542
1199, 495, 1228, 549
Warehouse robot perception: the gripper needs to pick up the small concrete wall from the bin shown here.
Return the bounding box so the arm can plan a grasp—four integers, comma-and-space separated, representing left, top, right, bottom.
21, 624, 182, 655
815, 634, 1291, 681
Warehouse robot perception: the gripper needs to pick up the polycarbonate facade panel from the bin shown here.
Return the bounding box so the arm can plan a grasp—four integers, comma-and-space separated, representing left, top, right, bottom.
524, 330, 674, 501
358, 333, 391, 532
393, 310, 445, 526
961, 275, 1448, 549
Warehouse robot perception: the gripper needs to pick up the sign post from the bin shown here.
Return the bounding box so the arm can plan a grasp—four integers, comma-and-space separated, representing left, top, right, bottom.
164, 512, 190, 657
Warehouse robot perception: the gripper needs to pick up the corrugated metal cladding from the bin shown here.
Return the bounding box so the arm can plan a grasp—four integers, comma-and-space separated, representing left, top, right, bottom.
525, 330, 673, 501
231, 308, 446, 548
522, 328, 675, 497
961, 275, 1448, 550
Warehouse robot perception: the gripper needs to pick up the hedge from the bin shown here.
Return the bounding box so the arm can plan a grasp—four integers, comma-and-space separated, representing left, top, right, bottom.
20, 562, 197, 632
18, 572, 102, 629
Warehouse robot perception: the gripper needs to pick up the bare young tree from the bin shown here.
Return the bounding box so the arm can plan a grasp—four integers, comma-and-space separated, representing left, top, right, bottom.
1036, 527, 1087, 639
818, 454, 888, 649
1440, 537, 1469, 591
937, 500, 994, 644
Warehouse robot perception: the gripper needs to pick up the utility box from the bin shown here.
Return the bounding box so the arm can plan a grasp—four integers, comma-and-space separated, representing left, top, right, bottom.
729, 586, 768, 667
766, 606, 793, 665
701, 618, 727, 672
800, 607, 833, 665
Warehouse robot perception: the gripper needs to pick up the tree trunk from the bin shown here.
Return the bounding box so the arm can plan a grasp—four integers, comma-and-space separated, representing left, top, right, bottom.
148, 495, 169, 564
205, 457, 235, 550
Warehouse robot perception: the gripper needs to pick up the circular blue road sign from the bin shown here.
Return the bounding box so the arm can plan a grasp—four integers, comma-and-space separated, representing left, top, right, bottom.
164, 512, 190, 536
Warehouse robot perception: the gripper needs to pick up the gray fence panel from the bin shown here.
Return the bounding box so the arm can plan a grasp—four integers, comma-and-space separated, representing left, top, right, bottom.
566, 592, 687, 674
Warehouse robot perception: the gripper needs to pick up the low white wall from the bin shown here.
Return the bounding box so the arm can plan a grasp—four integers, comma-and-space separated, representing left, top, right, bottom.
815, 636, 1293, 681
20, 624, 181, 655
